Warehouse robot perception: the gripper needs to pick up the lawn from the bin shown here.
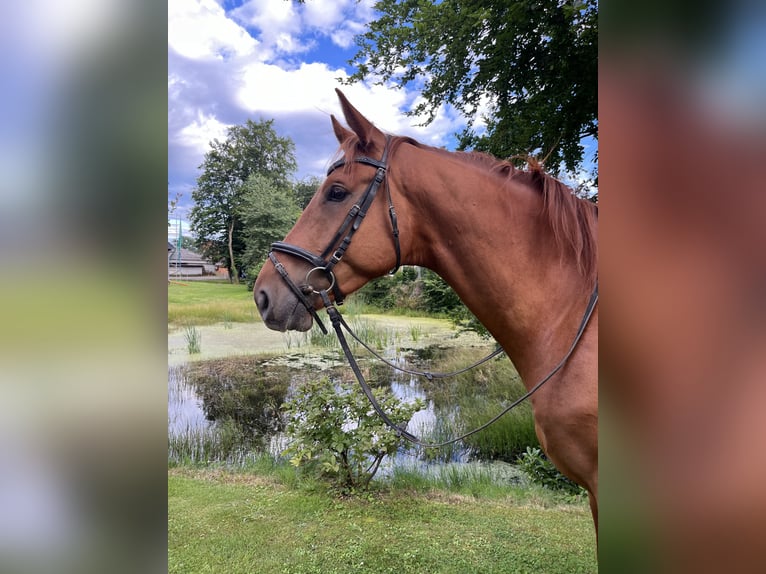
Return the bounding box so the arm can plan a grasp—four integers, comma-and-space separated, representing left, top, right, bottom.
168, 283, 598, 572
168, 470, 597, 574
168, 281, 258, 327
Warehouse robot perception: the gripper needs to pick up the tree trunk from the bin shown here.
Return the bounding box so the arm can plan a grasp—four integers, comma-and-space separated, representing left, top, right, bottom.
227, 218, 239, 284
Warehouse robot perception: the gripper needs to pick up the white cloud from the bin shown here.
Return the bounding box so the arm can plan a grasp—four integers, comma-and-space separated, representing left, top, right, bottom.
232, 0, 298, 31
175, 112, 230, 155
302, 0, 375, 49
168, 0, 468, 186
300, 0, 353, 30
168, 0, 257, 60
236, 60, 460, 140
238, 62, 351, 113
230, 0, 309, 58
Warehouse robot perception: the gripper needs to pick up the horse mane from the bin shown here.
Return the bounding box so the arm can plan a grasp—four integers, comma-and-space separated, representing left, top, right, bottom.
335, 133, 598, 288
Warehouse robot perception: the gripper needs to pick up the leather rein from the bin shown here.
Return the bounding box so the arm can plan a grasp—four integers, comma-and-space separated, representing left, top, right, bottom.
267, 137, 598, 447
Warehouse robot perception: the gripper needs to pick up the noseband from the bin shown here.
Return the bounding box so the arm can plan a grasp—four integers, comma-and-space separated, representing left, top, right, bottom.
268, 136, 400, 333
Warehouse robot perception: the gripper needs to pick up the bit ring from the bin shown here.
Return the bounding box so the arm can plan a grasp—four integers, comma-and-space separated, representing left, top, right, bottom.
304, 267, 336, 294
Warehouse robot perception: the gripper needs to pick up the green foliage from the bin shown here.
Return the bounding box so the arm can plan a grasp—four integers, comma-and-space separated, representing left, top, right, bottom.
189, 119, 297, 282
355, 267, 468, 318
238, 173, 301, 289
356, 267, 419, 311
169, 418, 258, 467
417, 349, 539, 461
283, 377, 424, 493
460, 403, 540, 462
517, 446, 585, 496
292, 175, 323, 209
419, 269, 462, 314
346, 0, 597, 177
355, 268, 491, 338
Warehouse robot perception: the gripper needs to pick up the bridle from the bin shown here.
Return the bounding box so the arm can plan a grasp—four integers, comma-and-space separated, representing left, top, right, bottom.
268, 135, 400, 334
266, 136, 598, 447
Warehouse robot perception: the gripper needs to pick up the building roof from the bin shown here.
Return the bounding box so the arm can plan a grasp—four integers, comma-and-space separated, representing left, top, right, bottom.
168, 244, 212, 266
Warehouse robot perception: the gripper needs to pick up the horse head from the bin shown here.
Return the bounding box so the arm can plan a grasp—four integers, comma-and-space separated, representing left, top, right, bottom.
254, 90, 405, 332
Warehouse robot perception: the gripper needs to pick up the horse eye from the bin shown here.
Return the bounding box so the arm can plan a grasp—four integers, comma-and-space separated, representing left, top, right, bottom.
327, 185, 349, 202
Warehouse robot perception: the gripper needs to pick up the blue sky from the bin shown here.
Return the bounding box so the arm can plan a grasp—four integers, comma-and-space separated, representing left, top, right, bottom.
168, 0, 471, 234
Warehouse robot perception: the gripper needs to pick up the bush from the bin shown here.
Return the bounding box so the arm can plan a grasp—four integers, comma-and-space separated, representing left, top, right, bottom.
420, 269, 463, 314
516, 446, 585, 495
283, 377, 424, 493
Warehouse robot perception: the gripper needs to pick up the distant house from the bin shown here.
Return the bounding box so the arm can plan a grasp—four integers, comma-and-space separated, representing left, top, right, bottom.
167, 241, 217, 277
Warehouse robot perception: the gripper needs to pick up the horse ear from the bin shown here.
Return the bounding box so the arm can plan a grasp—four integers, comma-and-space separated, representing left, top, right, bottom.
335, 88, 383, 149
331, 115, 354, 145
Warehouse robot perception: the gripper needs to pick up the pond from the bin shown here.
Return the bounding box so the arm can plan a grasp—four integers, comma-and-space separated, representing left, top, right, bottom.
168, 315, 539, 478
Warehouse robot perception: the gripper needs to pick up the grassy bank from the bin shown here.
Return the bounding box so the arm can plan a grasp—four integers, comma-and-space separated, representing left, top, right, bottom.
168, 281, 257, 327
168, 283, 596, 571
168, 469, 597, 574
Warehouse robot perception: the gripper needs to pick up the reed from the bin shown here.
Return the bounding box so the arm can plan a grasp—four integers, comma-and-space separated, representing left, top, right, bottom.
168, 419, 262, 466
413, 347, 540, 461
184, 325, 201, 354
459, 400, 539, 461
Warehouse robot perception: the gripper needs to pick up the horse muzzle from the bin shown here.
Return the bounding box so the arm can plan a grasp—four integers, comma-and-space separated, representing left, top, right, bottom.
253, 286, 314, 332
254, 266, 317, 332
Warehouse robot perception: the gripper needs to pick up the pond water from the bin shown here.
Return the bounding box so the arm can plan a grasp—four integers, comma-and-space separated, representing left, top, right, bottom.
168, 347, 454, 464
167, 366, 212, 436
168, 316, 534, 478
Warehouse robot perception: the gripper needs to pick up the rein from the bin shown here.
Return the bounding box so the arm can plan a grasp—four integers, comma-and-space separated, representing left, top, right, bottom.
267, 138, 598, 447
318, 285, 598, 448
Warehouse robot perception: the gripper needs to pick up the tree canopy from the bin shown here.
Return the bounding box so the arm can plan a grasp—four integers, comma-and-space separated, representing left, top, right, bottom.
189, 119, 297, 283
345, 0, 597, 177
238, 173, 301, 286
292, 176, 323, 210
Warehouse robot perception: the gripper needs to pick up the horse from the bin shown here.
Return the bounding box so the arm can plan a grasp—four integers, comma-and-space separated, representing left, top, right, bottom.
254, 89, 599, 529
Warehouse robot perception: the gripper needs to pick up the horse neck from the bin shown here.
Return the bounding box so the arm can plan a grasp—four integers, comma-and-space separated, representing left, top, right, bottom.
394, 147, 591, 382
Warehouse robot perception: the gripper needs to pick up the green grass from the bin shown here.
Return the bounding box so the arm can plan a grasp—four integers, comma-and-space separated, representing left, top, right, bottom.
169, 281, 258, 326
168, 469, 597, 574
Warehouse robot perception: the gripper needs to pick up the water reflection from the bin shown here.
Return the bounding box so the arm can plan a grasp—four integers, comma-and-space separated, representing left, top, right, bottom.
167, 366, 208, 436
168, 343, 533, 468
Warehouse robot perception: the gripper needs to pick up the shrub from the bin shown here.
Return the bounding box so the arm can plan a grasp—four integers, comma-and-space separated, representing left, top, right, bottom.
420, 269, 463, 314
283, 377, 424, 493
516, 446, 585, 495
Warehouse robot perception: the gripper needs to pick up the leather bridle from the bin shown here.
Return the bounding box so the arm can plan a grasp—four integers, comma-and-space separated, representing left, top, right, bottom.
266, 136, 598, 447
268, 136, 400, 334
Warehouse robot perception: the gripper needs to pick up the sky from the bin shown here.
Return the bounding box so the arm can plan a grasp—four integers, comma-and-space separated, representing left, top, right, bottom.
168, 0, 473, 234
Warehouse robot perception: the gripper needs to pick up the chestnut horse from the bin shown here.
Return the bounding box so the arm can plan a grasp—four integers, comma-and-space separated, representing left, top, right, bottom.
254, 90, 598, 528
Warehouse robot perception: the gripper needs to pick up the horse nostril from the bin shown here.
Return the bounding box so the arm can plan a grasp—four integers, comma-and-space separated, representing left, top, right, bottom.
256, 289, 269, 314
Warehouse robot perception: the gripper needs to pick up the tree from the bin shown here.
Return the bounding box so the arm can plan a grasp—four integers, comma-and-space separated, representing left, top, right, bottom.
345, 0, 597, 177
292, 176, 323, 210
238, 174, 301, 287
189, 119, 297, 283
